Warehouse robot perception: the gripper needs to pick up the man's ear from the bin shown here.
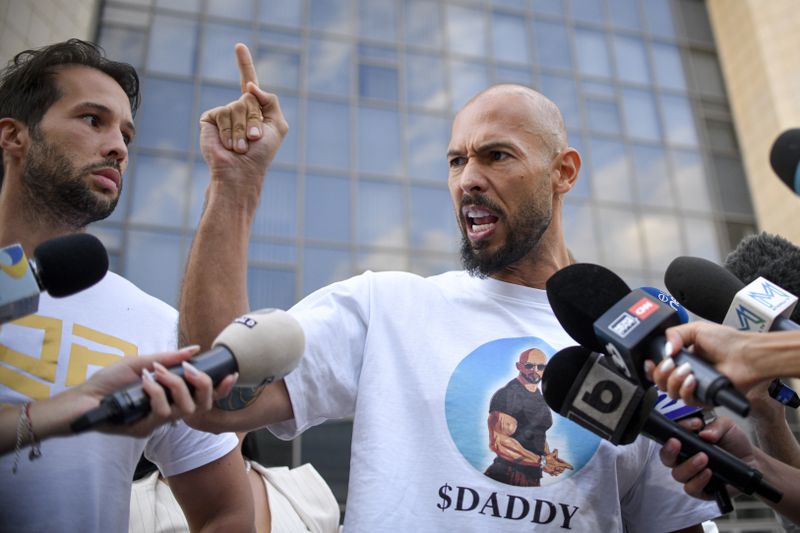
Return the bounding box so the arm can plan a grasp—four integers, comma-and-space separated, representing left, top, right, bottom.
552, 147, 581, 194
0, 118, 30, 164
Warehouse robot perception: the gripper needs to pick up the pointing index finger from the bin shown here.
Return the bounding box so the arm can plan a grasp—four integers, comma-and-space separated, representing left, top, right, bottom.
235, 43, 259, 93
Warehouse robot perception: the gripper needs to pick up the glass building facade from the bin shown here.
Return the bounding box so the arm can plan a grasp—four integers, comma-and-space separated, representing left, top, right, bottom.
93, 0, 768, 525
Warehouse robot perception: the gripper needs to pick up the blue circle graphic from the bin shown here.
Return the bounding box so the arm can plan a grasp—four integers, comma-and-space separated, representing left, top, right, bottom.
445, 336, 600, 486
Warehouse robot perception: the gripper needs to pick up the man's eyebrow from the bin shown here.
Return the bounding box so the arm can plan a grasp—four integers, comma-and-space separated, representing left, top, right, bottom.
474, 141, 518, 154
76, 101, 136, 137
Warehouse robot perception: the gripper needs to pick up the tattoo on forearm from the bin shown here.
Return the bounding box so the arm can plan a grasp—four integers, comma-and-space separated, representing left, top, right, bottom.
215, 384, 266, 411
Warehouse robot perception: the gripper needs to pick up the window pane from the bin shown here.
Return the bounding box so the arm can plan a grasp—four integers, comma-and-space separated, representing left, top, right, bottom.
494, 66, 533, 86
713, 156, 754, 216
449, 60, 490, 112
98, 27, 146, 70
406, 53, 448, 110
201, 23, 251, 82
563, 202, 600, 264
533, 21, 572, 71
256, 48, 301, 91
682, 216, 721, 262
248, 267, 296, 309
358, 107, 402, 177
300, 421, 352, 507
273, 95, 299, 165
531, 0, 564, 17
446, 4, 487, 58
309, 0, 355, 35
570, 0, 605, 25
207, 0, 254, 21
249, 242, 296, 265
690, 50, 726, 98
410, 255, 459, 277
307, 38, 353, 97
254, 170, 297, 238
303, 247, 352, 296
306, 100, 351, 171
147, 16, 197, 76
305, 174, 351, 242
596, 206, 643, 270
614, 35, 649, 85
359, 64, 399, 101
651, 43, 686, 92
357, 250, 407, 271
407, 113, 449, 181
540, 74, 579, 129
609, 0, 641, 30
622, 89, 661, 141
661, 95, 698, 146
156, 0, 199, 11
129, 155, 189, 227
631, 145, 674, 207
410, 186, 458, 252
574, 29, 611, 78
357, 181, 405, 246
641, 213, 682, 273
136, 77, 193, 151
585, 98, 621, 135
672, 150, 712, 211
260, 0, 303, 27
189, 160, 208, 227
125, 231, 183, 307
491, 12, 529, 64
404, 0, 443, 49
643, 0, 676, 39
359, 0, 397, 43
589, 138, 633, 203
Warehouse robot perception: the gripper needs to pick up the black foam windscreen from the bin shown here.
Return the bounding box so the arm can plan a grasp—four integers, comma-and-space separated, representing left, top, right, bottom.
664, 256, 744, 323
541, 345, 591, 413
545, 263, 630, 352
769, 128, 800, 191
33, 234, 109, 297
725, 232, 800, 323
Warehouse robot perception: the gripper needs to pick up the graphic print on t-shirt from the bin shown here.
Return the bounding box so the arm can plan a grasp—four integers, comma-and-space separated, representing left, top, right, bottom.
445, 336, 600, 487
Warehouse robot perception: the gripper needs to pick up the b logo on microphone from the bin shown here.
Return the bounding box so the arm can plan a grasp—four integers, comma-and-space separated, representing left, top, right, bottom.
233, 316, 258, 328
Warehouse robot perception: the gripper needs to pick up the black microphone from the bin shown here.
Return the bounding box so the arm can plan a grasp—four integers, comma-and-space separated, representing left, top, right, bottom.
546, 263, 750, 416
70, 308, 305, 432
1, 233, 108, 324
769, 128, 800, 195
541, 346, 782, 510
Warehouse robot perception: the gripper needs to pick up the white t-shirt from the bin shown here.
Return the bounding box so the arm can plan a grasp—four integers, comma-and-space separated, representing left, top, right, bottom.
270, 270, 720, 532
0, 272, 237, 533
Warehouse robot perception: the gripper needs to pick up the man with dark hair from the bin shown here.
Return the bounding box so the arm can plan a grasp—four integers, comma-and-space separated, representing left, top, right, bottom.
0, 40, 252, 532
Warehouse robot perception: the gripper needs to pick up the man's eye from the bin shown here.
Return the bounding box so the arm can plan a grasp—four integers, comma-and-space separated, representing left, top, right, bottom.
491, 151, 509, 161
122, 132, 132, 146
449, 156, 466, 168
81, 114, 99, 127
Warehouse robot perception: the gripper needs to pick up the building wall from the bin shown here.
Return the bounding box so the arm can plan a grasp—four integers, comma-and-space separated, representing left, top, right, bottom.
0, 0, 99, 66
708, 0, 800, 243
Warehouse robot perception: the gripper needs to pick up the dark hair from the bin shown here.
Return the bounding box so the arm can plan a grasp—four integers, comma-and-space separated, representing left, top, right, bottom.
0, 39, 140, 187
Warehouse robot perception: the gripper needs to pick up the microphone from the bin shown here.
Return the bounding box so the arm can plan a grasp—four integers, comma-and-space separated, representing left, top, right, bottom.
769, 128, 800, 194
546, 263, 750, 416
640, 286, 689, 324
541, 346, 782, 511
1, 234, 108, 324
70, 308, 305, 432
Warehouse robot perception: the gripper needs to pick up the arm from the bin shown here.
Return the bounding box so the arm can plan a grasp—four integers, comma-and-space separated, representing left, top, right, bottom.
487, 410, 542, 467
179, 43, 287, 351
168, 447, 255, 533
0, 346, 233, 454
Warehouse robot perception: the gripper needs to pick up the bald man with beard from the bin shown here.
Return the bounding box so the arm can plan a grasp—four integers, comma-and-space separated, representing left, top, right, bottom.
485, 348, 572, 487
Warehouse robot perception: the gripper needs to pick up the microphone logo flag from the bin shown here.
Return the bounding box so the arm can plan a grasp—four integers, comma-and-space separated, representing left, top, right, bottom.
0, 245, 29, 279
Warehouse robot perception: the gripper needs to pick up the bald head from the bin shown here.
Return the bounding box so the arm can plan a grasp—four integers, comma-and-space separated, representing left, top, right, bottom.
458, 84, 567, 157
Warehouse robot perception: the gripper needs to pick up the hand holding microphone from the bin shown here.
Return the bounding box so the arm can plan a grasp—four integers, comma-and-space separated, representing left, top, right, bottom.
70, 308, 304, 432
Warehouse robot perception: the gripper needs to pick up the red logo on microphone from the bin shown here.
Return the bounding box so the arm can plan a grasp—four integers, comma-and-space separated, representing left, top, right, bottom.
628, 297, 658, 321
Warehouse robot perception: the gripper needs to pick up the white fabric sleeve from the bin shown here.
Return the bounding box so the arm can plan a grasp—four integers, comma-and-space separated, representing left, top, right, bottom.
621, 440, 721, 532
269, 273, 372, 439
145, 421, 238, 477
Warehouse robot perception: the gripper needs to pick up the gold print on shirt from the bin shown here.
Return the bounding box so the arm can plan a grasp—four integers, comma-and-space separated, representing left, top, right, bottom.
0, 316, 138, 400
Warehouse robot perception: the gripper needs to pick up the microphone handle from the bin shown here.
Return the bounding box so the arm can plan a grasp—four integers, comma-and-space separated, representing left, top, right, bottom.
70, 346, 237, 432
642, 411, 782, 503
772, 316, 800, 331
647, 336, 750, 416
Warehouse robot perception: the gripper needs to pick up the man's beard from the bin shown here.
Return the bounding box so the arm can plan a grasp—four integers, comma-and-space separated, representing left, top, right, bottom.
459, 193, 552, 278
21, 130, 120, 229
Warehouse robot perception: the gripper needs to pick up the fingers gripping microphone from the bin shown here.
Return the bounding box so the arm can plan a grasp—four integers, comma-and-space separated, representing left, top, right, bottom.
1, 234, 108, 324
70, 308, 305, 432
546, 263, 750, 416
541, 346, 782, 510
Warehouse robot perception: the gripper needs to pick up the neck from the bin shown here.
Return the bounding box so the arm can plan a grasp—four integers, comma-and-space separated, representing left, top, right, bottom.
489, 235, 571, 289
0, 177, 82, 256
516, 375, 539, 392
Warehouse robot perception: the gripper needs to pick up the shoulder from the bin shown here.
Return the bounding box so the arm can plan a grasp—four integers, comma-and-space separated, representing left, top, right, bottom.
98, 272, 177, 319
